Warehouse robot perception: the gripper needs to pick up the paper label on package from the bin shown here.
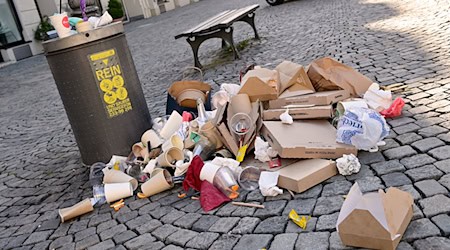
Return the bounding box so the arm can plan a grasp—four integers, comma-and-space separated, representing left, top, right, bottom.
88, 48, 133, 118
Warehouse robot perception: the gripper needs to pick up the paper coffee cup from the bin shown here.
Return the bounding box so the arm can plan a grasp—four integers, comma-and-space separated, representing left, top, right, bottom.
157, 147, 184, 167
104, 183, 133, 203
199, 121, 223, 149
141, 129, 162, 149
162, 134, 184, 151
75, 21, 92, 33
230, 94, 252, 114
337, 99, 368, 115
132, 142, 145, 157
141, 169, 173, 197
159, 111, 183, 139
49, 12, 72, 38
103, 169, 138, 191
59, 198, 94, 223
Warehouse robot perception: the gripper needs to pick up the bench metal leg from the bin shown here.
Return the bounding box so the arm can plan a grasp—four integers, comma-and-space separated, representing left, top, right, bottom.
186, 27, 240, 68
238, 13, 260, 39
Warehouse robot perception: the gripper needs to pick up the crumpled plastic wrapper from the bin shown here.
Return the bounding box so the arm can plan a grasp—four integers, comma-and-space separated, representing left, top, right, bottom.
254, 137, 278, 162
280, 109, 293, 124
363, 83, 392, 112
336, 154, 361, 176
259, 171, 283, 197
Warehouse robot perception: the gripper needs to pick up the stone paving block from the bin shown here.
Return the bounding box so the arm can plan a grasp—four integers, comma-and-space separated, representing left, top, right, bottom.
345, 164, 375, 181
415, 117, 445, 127
113, 230, 137, 245
246, 189, 265, 202
14, 222, 40, 236
371, 159, 405, 175
23, 230, 53, 245
329, 231, 352, 250
411, 137, 445, 152
418, 125, 448, 137
407, 92, 429, 101
128, 198, 150, 210
313, 196, 344, 216
165, 229, 198, 247
87, 213, 111, 227
49, 235, 73, 249
396, 132, 423, 145
6, 235, 30, 249
253, 200, 287, 219
269, 233, 297, 250
180, 202, 201, 213
295, 232, 330, 250
231, 204, 256, 217
405, 165, 443, 182
254, 216, 287, 234
437, 133, 450, 143
124, 233, 156, 250
393, 123, 420, 134
316, 212, 339, 231
136, 219, 163, 235
74, 227, 96, 242
138, 202, 161, 215
125, 214, 153, 230
214, 202, 237, 217
379, 138, 400, 151
99, 224, 127, 241
208, 234, 239, 250
400, 154, 437, 169
383, 146, 417, 160
429, 145, 450, 160
388, 117, 415, 127
403, 218, 440, 242
396, 185, 422, 201
230, 217, 260, 234
36, 219, 59, 232
434, 159, 450, 173
208, 217, 240, 233
322, 180, 352, 197
75, 235, 100, 250
355, 176, 385, 193
265, 191, 292, 201
413, 237, 450, 250
381, 172, 412, 187
431, 214, 450, 236
397, 241, 414, 250
409, 106, 431, 114
415, 179, 448, 197
173, 213, 202, 229
233, 234, 273, 250
293, 184, 323, 199
30, 240, 52, 250
49, 223, 70, 240
96, 220, 118, 234
191, 215, 219, 232
152, 224, 179, 242
358, 151, 385, 165
419, 194, 450, 217
283, 198, 316, 216
439, 174, 450, 190
162, 244, 183, 250
87, 239, 115, 250
412, 203, 424, 220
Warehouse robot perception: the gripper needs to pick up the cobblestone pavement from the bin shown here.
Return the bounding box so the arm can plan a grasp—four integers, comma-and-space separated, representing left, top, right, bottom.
1, 0, 450, 249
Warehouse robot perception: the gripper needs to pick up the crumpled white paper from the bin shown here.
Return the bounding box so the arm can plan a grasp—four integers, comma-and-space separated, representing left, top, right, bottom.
212, 90, 230, 109
259, 171, 283, 196
363, 83, 392, 112
221, 83, 241, 97
336, 154, 361, 176
280, 109, 293, 124
254, 137, 278, 162
88, 11, 113, 29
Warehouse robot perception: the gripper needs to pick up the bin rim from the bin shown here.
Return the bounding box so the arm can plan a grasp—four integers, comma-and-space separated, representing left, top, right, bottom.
43, 22, 124, 53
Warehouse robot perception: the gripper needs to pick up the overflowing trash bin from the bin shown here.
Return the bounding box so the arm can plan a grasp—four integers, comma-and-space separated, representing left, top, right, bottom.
43, 23, 152, 165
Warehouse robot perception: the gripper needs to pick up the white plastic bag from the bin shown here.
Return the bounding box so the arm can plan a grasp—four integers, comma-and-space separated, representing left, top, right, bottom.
336, 107, 390, 152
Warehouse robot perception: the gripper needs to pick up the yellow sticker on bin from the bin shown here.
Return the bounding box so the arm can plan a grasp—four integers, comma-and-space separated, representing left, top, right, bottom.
289, 209, 311, 230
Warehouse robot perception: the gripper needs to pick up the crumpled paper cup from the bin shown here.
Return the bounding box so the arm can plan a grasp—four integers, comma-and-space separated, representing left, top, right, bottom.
141, 169, 173, 197
157, 147, 184, 167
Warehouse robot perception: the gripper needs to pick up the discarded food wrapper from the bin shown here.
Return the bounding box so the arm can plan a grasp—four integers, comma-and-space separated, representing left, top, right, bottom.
336, 183, 413, 250
307, 57, 372, 97
336, 154, 361, 176
277, 159, 337, 193
59, 198, 94, 223
289, 209, 311, 230
279, 109, 293, 124
336, 107, 390, 152
380, 97, 405, 118
363, 83, 392, 112
259, 171, 283, 197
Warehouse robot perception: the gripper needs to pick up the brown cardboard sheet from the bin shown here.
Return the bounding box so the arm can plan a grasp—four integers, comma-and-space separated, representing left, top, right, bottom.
263, 105, 333, 121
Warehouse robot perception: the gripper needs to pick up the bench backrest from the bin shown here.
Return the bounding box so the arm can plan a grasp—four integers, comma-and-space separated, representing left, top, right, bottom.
175, 4, 259, 39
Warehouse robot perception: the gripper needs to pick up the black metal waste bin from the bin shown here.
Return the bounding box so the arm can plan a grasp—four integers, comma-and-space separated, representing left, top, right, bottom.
43, 23, 152, 165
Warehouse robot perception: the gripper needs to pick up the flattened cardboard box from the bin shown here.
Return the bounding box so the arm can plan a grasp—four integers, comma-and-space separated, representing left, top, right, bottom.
263, 105, 333, 121
269, 90, 350, 109
336, 183, 413, 250
277, 159, 337, 193
261, 120, 357, 159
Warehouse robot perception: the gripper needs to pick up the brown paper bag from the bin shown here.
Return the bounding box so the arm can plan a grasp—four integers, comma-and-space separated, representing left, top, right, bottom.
239, 68, 280, 102
307, 57, 372, 97
276, 61, 315, 98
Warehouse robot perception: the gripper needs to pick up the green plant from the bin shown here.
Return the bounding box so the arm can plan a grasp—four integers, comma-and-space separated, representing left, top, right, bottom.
34, 16, 54, 41
108, 0, 124, 19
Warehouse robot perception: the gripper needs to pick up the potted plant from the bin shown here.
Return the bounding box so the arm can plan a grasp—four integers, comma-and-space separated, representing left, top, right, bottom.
108, 0, 124, 21
34, 16, 55, 41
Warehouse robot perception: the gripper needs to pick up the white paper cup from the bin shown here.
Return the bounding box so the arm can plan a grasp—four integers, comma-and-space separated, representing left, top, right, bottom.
104, 183, 133, 203
103, 169, 138, 191
49, 12, 72, 38
59, 198, 94, 223
337, 99, 368, 115
141, 169, 173, 197
132, 142, 145, 157
157, 147, 184, 167
162, 134, 184, 151
141, 129, 162, 149
159, 111, 183, 139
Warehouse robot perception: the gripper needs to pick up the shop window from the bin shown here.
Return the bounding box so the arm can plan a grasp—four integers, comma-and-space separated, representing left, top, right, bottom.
0, 0, 24, 48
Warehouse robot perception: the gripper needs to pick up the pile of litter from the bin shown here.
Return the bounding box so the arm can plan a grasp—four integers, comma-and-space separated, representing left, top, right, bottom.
59, 57, 413, 250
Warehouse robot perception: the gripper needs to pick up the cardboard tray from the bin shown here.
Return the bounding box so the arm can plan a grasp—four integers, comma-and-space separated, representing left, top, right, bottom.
263, 105, 333, 121
268, 90, 350, 109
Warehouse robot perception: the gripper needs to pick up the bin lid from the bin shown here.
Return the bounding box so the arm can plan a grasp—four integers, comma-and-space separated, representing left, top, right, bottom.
43, 22, 124, 53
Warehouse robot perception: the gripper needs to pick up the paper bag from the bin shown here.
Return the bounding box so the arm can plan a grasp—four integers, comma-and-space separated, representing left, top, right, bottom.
276, 61, 315, 98
239, 68, 280, 102
307, 57, 372, 97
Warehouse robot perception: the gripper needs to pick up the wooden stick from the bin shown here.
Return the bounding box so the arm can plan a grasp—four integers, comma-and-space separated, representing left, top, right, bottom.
232, 202, 265, 209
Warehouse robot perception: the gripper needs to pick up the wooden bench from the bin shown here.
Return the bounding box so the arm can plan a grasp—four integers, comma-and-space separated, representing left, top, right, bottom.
175, 4, 260, 68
